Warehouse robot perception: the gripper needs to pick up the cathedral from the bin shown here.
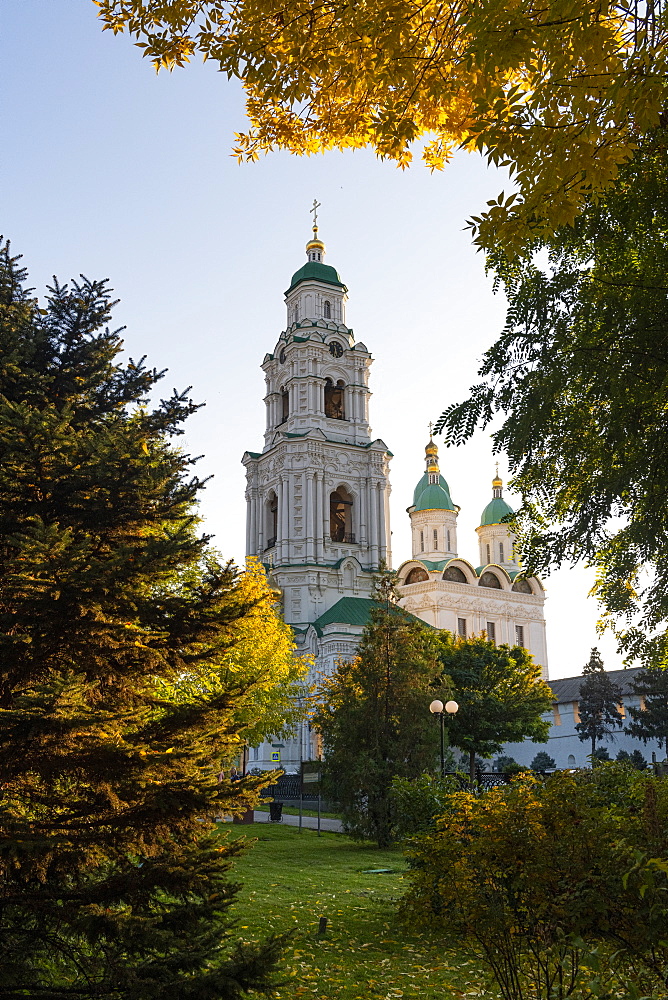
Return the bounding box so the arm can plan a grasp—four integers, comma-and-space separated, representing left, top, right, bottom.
242, 219, 547, 771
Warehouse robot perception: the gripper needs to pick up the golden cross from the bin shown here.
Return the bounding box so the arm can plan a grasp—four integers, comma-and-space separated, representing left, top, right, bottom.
310, 198, 321, 228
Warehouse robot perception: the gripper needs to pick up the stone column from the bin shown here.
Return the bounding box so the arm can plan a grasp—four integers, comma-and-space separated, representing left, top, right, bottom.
369, 481, 379, 568
315, 472, 323, 561
281, 476, 290, 562
378, 483, 388, 566
305, 472, 314, 562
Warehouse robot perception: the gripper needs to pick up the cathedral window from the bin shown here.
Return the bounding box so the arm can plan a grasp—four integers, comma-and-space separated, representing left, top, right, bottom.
512, 578, 533, 594
329, 488, 354, 542
457, 618, 467, 638
280, 388, 289, 424
515, 624, 525, 647
486, 543, 491, 564
324, 379, 345, 419
406, 567, 428, 584
443, 566, 467, 583
480, 571, 502, 589
324, 300, 331, 319
433, 528, 438, 548
420, 530, 424, 552
486, 621, 496, 643
499, 542, 505, 562
266, 492, 278, 549
428, 472, 439, 484
447, 529, 451, 550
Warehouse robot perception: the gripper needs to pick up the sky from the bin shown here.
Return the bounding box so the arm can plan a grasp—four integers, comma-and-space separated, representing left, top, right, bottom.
2, 0, 624, 679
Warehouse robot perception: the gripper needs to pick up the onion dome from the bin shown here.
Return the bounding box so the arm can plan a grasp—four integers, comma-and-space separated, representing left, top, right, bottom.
480, 469, 514, 526
412, 437, 456, 511
286, 208, 347, 293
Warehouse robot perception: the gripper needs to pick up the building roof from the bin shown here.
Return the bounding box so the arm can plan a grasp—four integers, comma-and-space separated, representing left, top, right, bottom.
311, 596, 431, 634
287, 261, 346, 294
548, 667, 642, 704
480, 495, 514, 526
412, 474, 455, 511
313, 597, 377, 630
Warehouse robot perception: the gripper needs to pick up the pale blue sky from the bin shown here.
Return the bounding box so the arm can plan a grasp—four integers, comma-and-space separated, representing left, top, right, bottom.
2, 0, 622, 678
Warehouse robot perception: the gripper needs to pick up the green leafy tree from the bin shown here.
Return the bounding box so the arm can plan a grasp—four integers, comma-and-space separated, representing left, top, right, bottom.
626, 667, 668, 751
592, 746, 612, 763
312, 573, 446, 846
97, 0, 668, 254
436, 130, 668, 665
436, 634, 552, 786
575, 648, 623, 757
0, 239, 283, 997
530, 751, 555, 773
388, 773, 458, 841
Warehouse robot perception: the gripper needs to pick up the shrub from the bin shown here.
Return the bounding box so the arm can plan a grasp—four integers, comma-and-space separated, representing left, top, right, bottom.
530, 751, 555, 772
389, 773, 458, 840
401, 766, 668, 1000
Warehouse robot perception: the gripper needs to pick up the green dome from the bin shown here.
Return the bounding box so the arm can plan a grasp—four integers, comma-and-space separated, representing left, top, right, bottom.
414, 480, 455, 512
413, 472, 454, 508
480, 496, 514, 526
287, 261, 346, 293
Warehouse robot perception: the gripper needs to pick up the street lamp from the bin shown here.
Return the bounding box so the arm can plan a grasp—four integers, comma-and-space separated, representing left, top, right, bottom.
430, 699, 459, 776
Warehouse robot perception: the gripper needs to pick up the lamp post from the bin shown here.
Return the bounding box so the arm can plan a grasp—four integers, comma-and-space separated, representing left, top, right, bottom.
429, 699, 459, 776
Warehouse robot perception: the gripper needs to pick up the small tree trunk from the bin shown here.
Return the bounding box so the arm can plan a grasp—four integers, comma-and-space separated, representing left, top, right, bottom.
591, 735, 596, 759
469, 749, 476, 788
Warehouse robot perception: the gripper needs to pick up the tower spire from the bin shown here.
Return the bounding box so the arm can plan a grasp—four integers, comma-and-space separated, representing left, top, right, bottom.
306, 199, 325, 263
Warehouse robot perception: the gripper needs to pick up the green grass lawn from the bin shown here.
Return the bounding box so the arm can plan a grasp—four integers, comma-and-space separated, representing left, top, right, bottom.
223, 824, 489, 999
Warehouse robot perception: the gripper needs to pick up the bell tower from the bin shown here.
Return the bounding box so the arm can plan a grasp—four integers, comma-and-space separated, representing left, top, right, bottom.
242, 216, 392, 627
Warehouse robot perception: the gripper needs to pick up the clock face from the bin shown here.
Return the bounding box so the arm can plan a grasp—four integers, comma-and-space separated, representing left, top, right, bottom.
329, 341, 343, 358
279, 349, 286, 364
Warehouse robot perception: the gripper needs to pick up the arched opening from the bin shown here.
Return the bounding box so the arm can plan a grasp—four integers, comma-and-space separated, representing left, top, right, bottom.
279, 387, 289, 424
324, 300, 331, 319
266, 492, 278, 549
443, 566, 468, 584
330, 488, 354, 542
324, 378, 345, 419
479, 571, 502, 589
512, 578, 533, 594
406, 567, 429, 584
567, 754, 576, 768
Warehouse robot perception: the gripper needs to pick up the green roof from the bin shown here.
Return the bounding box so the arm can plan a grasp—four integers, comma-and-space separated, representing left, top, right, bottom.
414, 481, 455, 512
311, 596, 429, 633
287, 261, 346, 293
480, 496, 514, 526
412, 472, 454, 510
313, 597, 376, 630
422, 559, 448, 571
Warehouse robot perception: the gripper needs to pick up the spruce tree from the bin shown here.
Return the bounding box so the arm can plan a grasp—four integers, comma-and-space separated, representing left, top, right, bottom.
575, 648, 623, 758
0, 239, 283, 998
625, 668, 668, 752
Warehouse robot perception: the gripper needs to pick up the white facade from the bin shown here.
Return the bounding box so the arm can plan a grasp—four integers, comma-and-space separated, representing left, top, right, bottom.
242, 228, 549, 772
397, 445, 548, 677
242, 227, 392, 771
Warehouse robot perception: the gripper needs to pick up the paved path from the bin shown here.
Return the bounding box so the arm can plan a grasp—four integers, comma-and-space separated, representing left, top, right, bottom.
253, 810, 343, 832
